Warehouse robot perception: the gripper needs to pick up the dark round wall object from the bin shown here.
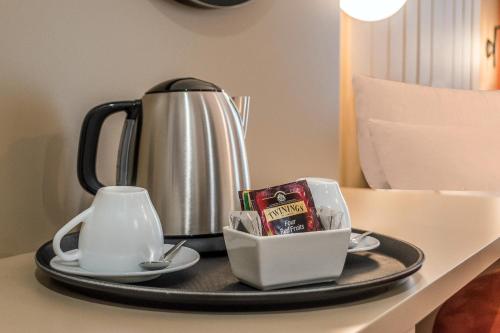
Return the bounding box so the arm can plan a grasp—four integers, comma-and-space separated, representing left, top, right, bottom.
175, 0, 252, 9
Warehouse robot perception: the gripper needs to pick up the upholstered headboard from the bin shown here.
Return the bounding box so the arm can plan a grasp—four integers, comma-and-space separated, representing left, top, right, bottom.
346, 75, 500, 191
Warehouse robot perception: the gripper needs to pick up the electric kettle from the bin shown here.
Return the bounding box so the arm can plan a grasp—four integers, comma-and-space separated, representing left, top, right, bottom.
77, 78, 251, 252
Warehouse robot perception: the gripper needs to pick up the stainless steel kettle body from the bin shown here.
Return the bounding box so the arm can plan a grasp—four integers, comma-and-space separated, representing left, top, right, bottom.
77, 78, 250, 247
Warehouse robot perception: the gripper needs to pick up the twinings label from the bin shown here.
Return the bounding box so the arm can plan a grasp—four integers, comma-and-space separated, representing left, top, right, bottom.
263, 201, 307, 222
239, 180, 323, 236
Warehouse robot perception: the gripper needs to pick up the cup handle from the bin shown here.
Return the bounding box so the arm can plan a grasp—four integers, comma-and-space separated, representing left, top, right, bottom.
52, 207, 93, 261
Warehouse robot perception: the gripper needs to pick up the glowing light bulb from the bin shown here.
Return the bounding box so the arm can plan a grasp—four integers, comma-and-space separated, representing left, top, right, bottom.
340, 0, 408, 22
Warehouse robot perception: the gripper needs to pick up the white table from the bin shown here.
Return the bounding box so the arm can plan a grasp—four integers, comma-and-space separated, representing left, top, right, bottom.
0, 189, 498, 333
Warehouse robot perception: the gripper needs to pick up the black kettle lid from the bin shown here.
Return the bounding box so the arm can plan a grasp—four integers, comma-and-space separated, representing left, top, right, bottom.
146, 78, 222, 94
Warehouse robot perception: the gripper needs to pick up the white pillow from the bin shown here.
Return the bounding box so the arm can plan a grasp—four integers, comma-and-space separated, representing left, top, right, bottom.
353, 75, 500, 189
367, 119, 500, 191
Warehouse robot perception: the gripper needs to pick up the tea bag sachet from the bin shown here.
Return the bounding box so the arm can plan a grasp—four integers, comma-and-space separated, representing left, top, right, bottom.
317, 206, 344, 230
238, 180, 323, 236
229, 211, 262, 236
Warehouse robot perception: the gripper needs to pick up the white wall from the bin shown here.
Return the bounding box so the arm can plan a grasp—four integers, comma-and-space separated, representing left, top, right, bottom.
349, 0, 482, 89
0, 0, 341, 257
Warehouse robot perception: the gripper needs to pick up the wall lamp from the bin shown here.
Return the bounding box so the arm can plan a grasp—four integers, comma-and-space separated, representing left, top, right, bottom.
486, 25, 500, 67
340, 0, 408, 22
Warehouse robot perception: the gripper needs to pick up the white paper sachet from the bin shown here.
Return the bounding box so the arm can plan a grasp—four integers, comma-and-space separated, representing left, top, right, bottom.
317, 206, 344, 230
229, 211, 263, 236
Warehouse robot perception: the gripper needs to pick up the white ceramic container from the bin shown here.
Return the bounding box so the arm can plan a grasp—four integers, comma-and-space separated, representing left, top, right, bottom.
224, 177, 352, 290
223, 225, 350, 290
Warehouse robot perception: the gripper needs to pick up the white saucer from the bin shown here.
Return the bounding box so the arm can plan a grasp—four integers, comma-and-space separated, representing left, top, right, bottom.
347, 232, 380, 253
50, 244, 200, 283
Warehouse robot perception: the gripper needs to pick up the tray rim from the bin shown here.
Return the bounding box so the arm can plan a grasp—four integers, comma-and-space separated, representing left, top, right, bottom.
35, 229, 425, 298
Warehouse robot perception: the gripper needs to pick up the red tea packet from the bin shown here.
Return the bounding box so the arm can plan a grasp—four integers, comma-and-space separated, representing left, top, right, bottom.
246, 180, 322, 235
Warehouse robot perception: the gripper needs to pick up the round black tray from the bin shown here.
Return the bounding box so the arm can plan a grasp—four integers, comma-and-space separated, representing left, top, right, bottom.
35, 229, 424, 311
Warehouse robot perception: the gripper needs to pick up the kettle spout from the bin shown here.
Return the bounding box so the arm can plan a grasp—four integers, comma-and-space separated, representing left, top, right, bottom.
232, 96, 250, 138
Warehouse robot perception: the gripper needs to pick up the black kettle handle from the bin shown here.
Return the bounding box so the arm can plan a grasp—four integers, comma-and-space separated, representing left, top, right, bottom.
77, 100, 142, 194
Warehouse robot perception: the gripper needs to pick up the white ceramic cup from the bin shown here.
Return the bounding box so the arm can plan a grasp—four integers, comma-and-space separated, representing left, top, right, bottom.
52, 186, 164, 273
